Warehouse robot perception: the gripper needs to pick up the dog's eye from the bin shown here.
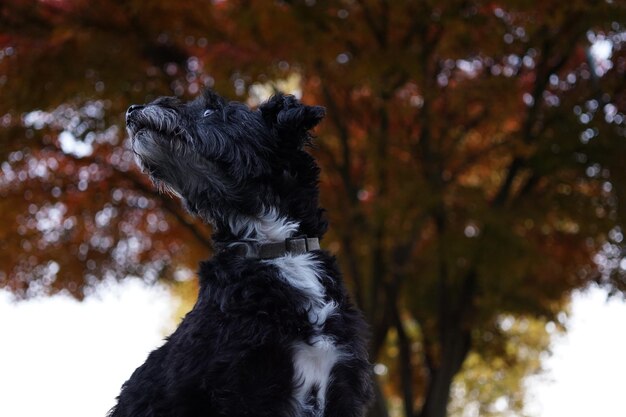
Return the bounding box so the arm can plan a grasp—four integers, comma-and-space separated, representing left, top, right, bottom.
203, 109, 214, 117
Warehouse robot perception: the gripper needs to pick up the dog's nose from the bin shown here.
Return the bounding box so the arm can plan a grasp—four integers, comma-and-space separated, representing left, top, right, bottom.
126, 104, 144, 123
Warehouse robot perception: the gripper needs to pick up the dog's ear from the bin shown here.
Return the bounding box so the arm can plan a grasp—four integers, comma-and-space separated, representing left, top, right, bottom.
260, 93, 325, 148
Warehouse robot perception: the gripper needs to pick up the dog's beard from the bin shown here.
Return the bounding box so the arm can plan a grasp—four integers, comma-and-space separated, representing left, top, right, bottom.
130, 130, 183, 197
130, 130, 239, 221
131, 130, 167, 171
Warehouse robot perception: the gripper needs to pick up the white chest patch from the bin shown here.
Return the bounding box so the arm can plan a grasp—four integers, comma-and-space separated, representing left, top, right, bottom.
264, 253, 343, 414
267, 253, 337, 324
292, 336, 343, 413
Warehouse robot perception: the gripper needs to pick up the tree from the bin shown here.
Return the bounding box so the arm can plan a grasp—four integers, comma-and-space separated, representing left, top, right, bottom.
1, 1, 626, 416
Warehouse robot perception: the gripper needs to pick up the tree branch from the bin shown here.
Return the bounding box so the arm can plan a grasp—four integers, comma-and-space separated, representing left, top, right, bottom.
491, 16, 587, 207
355, 0, 388, 47
66, 150, 214, 249
116, 169, 214, 250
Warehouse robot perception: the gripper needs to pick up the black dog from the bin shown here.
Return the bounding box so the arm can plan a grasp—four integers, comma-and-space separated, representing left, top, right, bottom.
110, 90, 372, 417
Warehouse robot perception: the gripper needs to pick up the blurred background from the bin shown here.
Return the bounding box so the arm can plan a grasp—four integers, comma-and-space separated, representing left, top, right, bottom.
1, 1, 626, 417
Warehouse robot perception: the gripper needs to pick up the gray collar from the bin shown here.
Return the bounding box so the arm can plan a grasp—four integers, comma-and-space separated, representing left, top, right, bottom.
222, 236, 320, 259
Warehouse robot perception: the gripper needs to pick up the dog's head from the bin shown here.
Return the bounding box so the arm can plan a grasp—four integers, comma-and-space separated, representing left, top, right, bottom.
126, 89, 327, 242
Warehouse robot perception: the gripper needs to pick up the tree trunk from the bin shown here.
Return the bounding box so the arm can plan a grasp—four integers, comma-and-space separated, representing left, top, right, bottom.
418, 327, 470, 417
414, 205, 475, 417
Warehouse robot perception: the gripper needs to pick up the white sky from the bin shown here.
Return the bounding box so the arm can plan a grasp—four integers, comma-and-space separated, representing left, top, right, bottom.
0, 282, 625, 417
525, 286, 626, 417
0, 279, 175, 417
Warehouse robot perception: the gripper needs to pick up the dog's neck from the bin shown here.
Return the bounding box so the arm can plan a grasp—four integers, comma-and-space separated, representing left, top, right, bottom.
210, 208, 303, 245
216, 236, 321, 259
211, 209, 323, 259
227, 208, 300, 242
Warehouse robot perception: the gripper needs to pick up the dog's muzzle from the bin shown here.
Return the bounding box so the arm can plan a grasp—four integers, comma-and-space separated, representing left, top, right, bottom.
126, 104, 145, 124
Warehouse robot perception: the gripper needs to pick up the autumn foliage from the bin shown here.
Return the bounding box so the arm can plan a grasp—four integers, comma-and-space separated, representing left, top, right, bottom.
1, 1, 626, 417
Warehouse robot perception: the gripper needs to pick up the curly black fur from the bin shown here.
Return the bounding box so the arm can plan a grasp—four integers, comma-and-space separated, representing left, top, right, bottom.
110, 90, 372, 417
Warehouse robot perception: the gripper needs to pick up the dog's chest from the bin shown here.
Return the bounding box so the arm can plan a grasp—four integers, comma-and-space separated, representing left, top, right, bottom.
265, 254, 343, 413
